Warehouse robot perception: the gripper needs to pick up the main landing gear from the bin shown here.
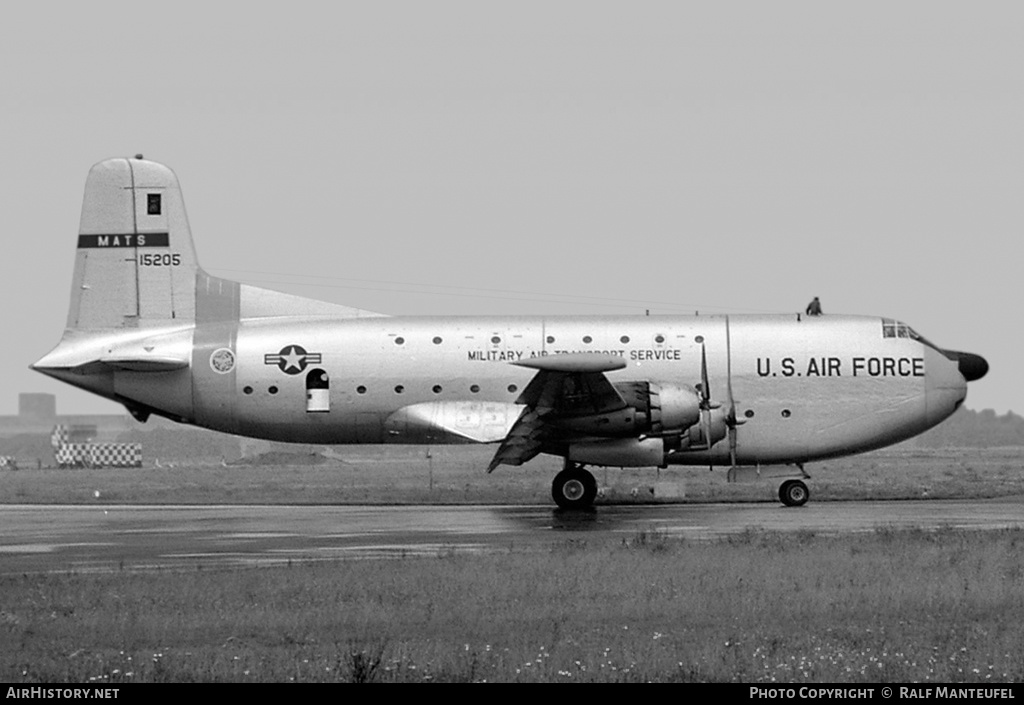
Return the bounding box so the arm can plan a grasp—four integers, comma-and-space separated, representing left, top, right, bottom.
552, 462, 598, 510
778, 479, 809, 507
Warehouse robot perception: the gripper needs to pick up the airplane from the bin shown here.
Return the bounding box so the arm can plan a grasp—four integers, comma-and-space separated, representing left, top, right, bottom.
32, 156, 989, 509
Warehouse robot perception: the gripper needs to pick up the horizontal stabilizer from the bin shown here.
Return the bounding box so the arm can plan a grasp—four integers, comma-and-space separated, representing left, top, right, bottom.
92, 356, 189, 372
33, 328, 194, 375
36, 355, 190, 376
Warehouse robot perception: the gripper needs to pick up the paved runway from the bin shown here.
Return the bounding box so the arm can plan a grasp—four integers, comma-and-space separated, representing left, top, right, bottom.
1, 498, 1022, 575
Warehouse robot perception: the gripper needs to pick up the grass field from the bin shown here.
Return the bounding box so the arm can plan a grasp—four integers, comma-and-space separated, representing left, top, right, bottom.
2, 527, 1022, 683
1, 445, 1021, 683
0, 445, 1021, 506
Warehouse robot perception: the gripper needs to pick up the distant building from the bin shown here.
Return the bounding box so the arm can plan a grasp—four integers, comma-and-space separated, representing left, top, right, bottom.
1, 393, 242, 466
0, 393, 137, 441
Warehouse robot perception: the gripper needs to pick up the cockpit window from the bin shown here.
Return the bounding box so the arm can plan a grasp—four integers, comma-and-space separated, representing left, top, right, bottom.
882, 318, 916, 338
883, 318, 947, 355
882, 319, 910, 338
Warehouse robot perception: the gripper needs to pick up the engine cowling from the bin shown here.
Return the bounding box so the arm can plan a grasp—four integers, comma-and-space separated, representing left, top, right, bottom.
611, 381, 702, 436
545, 381, 702, 438
566, 405, 731, 468
646, 383, 702, 434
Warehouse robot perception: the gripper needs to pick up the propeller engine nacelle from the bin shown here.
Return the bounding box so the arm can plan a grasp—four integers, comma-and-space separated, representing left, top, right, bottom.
646, 382, 702, 434
566, 404, 731, 468
546, 381, 702, 438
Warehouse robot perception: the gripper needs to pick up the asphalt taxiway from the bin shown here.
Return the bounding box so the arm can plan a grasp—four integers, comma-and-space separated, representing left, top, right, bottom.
1, 498, 1022, 575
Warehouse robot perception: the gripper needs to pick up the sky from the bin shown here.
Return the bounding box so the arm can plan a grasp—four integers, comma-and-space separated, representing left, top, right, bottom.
2, 1, 1020, 416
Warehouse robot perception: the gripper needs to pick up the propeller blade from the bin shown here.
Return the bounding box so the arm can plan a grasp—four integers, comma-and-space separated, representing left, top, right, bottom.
720, 336, 741, 467
700, 343, 711, 408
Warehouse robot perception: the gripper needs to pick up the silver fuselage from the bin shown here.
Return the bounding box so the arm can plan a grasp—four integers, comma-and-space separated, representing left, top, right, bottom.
39, 312, 967, 467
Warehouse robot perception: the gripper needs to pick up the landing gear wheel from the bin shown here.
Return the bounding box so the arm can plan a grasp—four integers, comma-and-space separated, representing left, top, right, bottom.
779, 479, 809, 507
552, 467, 598, 510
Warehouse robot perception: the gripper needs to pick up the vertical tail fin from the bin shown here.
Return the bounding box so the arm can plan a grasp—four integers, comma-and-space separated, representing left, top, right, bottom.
35, 156, 385, 421
68, 156, 199, 329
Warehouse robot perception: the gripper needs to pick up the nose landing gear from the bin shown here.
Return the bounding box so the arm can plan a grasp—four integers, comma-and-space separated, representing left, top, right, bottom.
779, 479, 809, 507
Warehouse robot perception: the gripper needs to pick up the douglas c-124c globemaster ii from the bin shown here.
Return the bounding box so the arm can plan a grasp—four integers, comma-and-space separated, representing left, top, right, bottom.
33, 157, 989, 509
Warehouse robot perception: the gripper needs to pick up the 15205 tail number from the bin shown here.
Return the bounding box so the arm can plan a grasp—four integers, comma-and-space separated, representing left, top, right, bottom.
139, 253, 181, 267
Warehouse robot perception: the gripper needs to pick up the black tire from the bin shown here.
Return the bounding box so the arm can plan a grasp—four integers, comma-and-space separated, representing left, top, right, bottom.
552, 468, 598, 510
779, 479, 809, 507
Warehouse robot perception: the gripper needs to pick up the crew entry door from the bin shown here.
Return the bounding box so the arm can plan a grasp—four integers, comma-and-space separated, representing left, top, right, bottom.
306, 368, 330, 412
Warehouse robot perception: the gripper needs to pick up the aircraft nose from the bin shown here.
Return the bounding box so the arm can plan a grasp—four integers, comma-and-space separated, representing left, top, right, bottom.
951, 351, 989, 382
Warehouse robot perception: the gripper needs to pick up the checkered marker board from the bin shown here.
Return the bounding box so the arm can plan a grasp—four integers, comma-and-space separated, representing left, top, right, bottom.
55, 443, 142, 468
51, 426, 142, 468
51, 425, 69, 449
0, 457, 16, 468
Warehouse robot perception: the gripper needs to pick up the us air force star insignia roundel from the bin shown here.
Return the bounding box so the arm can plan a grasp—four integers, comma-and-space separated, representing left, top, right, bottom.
264, 345, 323, 375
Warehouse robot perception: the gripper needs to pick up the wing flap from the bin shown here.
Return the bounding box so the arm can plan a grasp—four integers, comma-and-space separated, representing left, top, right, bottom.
486, 408, 545, 472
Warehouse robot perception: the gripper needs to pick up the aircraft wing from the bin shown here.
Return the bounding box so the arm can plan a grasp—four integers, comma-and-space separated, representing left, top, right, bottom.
487, 353, 628, 471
